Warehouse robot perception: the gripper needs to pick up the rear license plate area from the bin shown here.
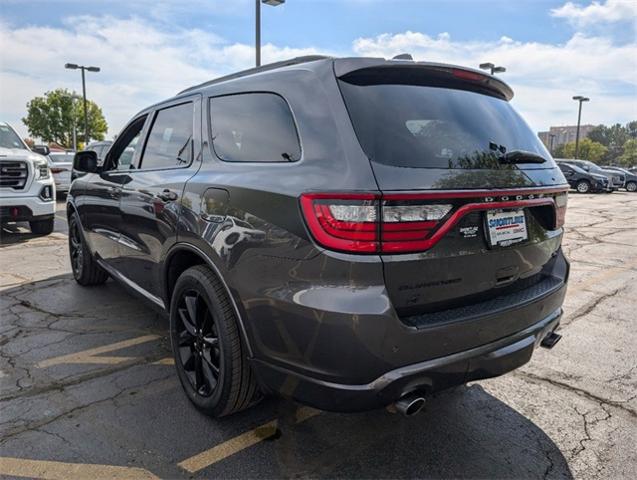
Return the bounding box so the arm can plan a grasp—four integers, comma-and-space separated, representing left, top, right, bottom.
486, 209, 528, 247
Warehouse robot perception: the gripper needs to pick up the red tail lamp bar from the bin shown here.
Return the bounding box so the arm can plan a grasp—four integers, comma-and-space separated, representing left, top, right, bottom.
300, 187, 568, 254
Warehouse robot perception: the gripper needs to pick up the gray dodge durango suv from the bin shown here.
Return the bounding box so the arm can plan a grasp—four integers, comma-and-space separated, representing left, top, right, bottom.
68, 56, 570, 417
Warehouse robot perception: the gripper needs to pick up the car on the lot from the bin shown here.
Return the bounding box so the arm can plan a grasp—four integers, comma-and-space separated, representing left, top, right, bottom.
557, 162, 611, 193
0, 122, 56, 234
556, 158, 624, 190
68, 56, 569, 417
600, 166, 637, 192
47, 150, 75, 194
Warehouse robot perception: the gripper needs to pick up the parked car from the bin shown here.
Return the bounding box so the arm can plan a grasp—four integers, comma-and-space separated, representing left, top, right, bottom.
556, 158, 624, 190
68, 56, 569, 417
601, 166, 637, 192
0, 122, 56, 234
47, 150, 75, 194
557, 162, 611, 193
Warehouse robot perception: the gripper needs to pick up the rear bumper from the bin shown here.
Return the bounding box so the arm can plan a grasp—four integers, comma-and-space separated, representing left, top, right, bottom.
252, 307, 562, 412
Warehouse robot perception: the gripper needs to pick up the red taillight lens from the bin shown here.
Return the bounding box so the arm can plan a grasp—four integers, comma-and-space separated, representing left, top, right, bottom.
380, 202, 451, 252
300, 194, 379, 252
555, 192, 568, 228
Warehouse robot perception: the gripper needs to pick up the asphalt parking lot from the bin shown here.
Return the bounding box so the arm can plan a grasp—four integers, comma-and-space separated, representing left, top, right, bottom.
1, 193, 636, 479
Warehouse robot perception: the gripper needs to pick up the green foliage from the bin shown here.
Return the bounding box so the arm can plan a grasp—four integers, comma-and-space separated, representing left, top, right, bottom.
22, 88, 107, 148
553, 138, 607, 162
587, 121, 636, 163
618, 138, 637, 167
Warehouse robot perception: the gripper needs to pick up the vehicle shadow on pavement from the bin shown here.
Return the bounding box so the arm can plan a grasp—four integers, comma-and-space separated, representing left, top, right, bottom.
0, 272, 572, 479
258, 386, 573, 479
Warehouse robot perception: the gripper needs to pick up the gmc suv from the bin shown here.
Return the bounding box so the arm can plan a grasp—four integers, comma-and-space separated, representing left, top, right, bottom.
1, 122, 56, 234
68, 56, 569, 417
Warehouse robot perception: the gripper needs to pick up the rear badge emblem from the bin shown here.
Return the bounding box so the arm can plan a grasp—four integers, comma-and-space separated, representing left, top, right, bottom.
459, 226, 479, 238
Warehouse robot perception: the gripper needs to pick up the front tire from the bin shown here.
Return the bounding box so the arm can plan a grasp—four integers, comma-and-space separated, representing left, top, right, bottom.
68, 212, 109, 285
576, 180, 591, 193
29, 218, 54, 235
170, 265, 259, 417
626, 181, 637, 192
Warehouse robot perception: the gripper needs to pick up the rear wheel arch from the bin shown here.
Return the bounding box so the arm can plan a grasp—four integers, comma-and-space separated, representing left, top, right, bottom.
163, 243, 254, 357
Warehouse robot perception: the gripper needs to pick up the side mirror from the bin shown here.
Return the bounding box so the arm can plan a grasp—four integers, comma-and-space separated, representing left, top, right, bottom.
32, 144, 50, 156
73, 151, 99, 173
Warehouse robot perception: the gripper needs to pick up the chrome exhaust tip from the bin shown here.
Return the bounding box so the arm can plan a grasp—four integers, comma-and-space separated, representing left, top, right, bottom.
393, 393, 426, 417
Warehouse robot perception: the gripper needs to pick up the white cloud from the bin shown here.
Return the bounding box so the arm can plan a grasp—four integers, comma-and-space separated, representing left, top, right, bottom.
550, 0, 637, 27
0, 16, 323, 139
1, 12, 635, 140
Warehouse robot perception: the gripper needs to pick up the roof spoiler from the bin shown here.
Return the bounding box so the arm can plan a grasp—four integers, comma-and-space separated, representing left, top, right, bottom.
334, 58, 514, 101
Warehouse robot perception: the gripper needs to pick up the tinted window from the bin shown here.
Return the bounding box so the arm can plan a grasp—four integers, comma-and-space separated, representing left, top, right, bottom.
209, 93, 300, 162
141, 103, 193, 170
49, 153, 74, 163
339, 81, 552, 169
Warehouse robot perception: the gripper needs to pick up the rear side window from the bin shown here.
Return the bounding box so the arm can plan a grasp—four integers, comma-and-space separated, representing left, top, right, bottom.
339, 80, 552, 169
141, 102, 193, 170
209, 93, 300, 162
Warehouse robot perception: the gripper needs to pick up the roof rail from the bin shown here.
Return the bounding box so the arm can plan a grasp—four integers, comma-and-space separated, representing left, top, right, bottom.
178, 55, 331, 95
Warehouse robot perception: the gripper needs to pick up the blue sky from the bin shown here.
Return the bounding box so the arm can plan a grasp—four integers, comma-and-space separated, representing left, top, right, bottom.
1, 0, 636, 138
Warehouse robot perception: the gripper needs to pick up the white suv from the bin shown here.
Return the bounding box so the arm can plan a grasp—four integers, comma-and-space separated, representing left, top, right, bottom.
0, 122, 56, 234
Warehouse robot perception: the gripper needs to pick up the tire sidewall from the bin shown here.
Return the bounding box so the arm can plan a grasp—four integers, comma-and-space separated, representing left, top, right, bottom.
169, 268, 232, 415
68, 213, 87, 282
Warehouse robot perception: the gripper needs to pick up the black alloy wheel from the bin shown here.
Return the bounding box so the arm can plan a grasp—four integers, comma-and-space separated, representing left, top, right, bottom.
69, 218, 84, 277
175, 290, 221, 397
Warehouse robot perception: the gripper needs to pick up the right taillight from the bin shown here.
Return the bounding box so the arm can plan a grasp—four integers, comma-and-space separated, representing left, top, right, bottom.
554, 191, 568, 228
300, 188, 567, 254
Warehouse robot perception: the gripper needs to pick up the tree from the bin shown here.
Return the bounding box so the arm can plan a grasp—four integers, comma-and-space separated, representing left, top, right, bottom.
619, 139, 637, 167
22, 88, 107, 148
553, 138, 607, 162
587, 121, 635, 163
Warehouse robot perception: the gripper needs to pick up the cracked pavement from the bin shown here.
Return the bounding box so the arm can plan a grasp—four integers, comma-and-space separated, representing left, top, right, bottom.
1, 194, 636, 479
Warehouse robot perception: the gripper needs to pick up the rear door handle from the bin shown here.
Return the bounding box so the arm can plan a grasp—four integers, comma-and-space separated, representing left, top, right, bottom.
157, 189, 178, 202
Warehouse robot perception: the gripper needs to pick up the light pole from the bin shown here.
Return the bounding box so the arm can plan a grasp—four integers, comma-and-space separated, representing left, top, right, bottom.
572, 95, 590, 159
256, 0, 285, 67
479, 62, 506, 75
69, 92, 82, 151
65, 63, 100, 146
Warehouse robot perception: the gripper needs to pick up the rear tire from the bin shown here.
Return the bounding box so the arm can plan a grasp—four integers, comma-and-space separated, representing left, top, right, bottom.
29, 218, 54, 235
626, 181, 637, 192
170, 265, 259, 417
68, 212, 109, 285
576, 180, 590, 193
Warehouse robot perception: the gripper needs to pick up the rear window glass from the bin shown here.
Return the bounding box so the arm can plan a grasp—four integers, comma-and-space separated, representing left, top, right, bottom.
49, 153, 74, 163
339, 81, 551, 169
209, 93, 300, 163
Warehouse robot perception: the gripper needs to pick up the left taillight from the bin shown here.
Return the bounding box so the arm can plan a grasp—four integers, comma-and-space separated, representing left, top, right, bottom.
300, 193, 379, 252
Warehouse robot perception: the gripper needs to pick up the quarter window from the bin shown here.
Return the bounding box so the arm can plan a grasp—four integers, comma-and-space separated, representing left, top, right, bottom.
141, 102, 193, 170
209, 93, 300, 163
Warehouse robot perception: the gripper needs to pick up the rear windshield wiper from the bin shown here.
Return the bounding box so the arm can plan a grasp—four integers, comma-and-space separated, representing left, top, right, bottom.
498, 150, 547, 164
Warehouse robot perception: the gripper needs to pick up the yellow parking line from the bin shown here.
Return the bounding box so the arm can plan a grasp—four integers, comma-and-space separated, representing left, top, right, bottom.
0, 457, 159, 480
178, 406, 320, 473
37, 334, 160, 368
151, 357, 175, 366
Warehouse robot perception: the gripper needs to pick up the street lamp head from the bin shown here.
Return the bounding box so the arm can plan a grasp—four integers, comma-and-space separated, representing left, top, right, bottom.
479, 62, 494, 70
86, 66, 101, 72
573, 95, 590, 102
262, 0, 284, 5
492, 66, 506, 74
65, 63, 79, 70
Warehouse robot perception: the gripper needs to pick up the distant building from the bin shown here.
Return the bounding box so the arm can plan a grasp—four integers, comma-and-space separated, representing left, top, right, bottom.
538, 124, 595, 152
